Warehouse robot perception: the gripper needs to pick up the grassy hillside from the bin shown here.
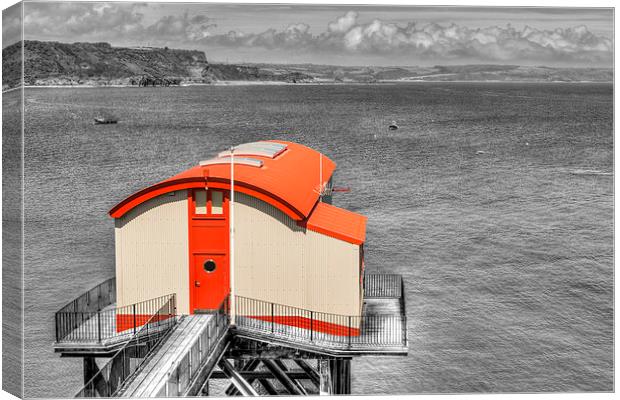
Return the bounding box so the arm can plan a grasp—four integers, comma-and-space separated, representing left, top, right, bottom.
203, 63, 313, 83
2, 40, 314, 89
2, 40, 209, 88
246, 63, 612, 83
2, 40, 612, 90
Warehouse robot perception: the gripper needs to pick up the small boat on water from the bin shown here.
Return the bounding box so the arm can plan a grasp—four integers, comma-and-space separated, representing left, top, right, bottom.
94, 116, 118, 124
94, 111, 118, 124
388, 121, 398, 130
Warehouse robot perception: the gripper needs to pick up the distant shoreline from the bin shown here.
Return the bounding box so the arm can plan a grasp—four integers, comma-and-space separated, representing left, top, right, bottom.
5, 41, 612, 95
2, 79, 611, 93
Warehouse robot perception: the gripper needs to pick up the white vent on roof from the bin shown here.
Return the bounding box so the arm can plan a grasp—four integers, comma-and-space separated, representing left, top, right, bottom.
199, 157, 263, 168
218, 142, 287, 159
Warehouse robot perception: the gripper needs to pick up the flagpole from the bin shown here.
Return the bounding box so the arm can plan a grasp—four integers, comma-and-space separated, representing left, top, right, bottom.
319, 153, 323, 201
229, 146, 235, 325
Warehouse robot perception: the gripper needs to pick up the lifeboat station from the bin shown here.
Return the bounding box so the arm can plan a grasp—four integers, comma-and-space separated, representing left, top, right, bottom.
54, 141, 408, 397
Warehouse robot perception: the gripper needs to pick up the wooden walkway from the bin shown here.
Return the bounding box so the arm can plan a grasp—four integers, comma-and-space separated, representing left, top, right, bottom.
119, 315, 218, 397
235, 297, 407, 356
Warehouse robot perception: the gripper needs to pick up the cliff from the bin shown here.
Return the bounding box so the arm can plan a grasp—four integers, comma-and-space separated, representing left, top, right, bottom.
203, 63, 313, 83
2, 40, 313, 89
270, 63, 612, 83
2, 40, 209, 88
2, 40, 612, 90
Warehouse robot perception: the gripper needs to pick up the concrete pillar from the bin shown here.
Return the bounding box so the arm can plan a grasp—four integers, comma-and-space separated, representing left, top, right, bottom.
83, 357, 96, 396
329, 359, 351, 395
318, 360, 332, 395
83, 357, 107, 396
108, 351, 130, 395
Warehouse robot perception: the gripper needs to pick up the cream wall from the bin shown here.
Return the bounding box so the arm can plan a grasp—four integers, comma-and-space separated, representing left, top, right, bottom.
233, 193, 361, 318
114, 190, 190, 314
113, 189, 361, 319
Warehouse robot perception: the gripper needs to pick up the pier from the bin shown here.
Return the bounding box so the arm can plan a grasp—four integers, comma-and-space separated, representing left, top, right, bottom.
54, 141, 409, 396
55, 274, 407, 397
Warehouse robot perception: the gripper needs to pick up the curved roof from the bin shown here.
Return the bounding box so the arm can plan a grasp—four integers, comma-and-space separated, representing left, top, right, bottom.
110, 141, 336, 221
109, 140, 367, 245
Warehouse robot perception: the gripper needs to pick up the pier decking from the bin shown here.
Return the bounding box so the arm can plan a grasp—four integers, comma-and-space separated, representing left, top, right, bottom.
54, 291, 176, 356
233, 284, 407, 356
58, 274, 407, 397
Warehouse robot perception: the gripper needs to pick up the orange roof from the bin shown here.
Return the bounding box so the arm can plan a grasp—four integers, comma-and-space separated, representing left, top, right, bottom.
305, 202, 367, 245
110, 141, 335, 221
109, 140, 367, 245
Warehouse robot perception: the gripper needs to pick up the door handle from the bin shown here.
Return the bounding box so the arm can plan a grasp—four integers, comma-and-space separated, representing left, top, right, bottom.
195, 281, 201, 287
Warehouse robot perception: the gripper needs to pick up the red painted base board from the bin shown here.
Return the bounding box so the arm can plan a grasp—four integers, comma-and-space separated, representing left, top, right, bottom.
249, 315, 360, 336
116, 313, 173, 333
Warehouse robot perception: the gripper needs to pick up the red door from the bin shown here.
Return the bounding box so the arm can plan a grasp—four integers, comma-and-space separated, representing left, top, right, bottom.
189, 189, 230, 312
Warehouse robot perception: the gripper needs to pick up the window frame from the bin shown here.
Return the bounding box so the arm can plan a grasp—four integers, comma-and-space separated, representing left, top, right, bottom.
203, 259, 217, 273
191, 189, 227, 218
210, 190, 224, 215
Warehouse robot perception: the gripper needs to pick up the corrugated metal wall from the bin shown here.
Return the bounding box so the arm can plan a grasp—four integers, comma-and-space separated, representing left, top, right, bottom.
234, 193, 361, 319
115, 190, 190, 314
114, 189, 361, 319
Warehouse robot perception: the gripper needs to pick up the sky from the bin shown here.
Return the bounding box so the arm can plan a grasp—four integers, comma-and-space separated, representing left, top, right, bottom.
3, 1, 614, 67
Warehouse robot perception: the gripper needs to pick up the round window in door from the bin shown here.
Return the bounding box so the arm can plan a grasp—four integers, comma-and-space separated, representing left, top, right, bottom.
203, 259, 217, 273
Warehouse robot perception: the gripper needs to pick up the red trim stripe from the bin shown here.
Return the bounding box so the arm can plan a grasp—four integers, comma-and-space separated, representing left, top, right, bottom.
116, 313, 173, 333
109, 179, 305, 221
248, 315, 360, 336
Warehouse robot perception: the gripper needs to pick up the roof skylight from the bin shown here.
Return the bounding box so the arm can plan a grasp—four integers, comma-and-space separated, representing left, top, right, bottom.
199, 157, 264, 168
218, 141, 287, 159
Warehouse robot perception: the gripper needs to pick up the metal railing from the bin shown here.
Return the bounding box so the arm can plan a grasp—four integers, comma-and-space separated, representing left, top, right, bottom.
57, 277, 116, 314
364, 274, 403, 298
399, 276, 408, 348
55, 278, 116, 342
163, 296, 230, 397
234, 294, 406, 349
75, 294, 177, 398
56, 294, 175, 343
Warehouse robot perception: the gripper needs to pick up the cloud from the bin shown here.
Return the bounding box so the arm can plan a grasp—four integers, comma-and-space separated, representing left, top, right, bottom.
23, 3, 217, 45
328, 11, 358, 33
19, 4, 612, 66
207, 23, 313, 49
23, 3, 146, 39
2, 3, 22, 47
146, 13, 216, 41
201, 12, 613, 65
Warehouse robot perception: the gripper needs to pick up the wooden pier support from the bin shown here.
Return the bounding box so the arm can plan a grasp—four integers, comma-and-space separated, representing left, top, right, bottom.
225, 359, 261, 396
295, 360, 321, 387
329, 359, 351, 395
211, 357, 352, 396
258, 376, 278, 395
81, 347, 135, 397
318, 358, 351, 395
318, 360, 331, 395
83, 357, 101, 397
222, 359, 279, 395
218, 359, 259, 396
207, 337, 355, 396
275, 360, 308, 395
263, 359, 304, 395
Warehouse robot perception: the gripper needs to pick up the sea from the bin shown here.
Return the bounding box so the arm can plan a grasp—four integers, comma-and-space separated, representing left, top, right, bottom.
7, 82, 614, 397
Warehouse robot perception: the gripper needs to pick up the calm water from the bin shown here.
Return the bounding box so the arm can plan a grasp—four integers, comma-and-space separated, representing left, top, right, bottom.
16, 82, 613, 397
